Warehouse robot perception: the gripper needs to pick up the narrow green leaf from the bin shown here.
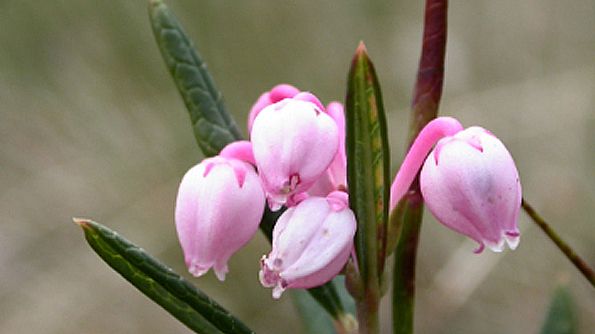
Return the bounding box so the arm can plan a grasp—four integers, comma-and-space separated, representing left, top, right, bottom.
307, 280, 345, 318
345, 42, 391, 285
149, 0, 242, 157
540, 286, 577, 334
292, 277, 357, 334
292, 290, 336, 334
75, 218, 254, 334
345, 42, 390, 333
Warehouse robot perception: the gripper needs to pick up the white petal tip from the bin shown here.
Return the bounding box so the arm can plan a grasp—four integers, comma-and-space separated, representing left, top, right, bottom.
214, 267, 228, 282
486, 239, 506, 253
272, 285, 285, 299
188, 264, 209, 278
267, 198, 284, 212
505, 231, 520, 250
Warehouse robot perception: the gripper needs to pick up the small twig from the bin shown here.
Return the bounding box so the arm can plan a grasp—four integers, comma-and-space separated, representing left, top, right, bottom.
521, 198, 595, 288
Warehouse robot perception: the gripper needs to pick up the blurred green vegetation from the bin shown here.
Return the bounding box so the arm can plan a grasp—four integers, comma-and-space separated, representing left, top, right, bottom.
0, 1, 593, 333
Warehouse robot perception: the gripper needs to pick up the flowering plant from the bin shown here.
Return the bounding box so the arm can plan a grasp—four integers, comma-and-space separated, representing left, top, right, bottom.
75, 1, 594, 333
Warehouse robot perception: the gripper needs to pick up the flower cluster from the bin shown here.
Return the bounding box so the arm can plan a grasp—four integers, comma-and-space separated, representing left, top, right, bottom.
175, 84, 355, 298
175, 85, 522, 299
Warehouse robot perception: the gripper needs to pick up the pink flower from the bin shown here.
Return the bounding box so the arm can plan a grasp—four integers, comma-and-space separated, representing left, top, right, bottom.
308, 101, 347, 197
389, 117, 521, 253
259, 191, 356, 298
175, 156, 265, 280
420, 126, 521, 252
248, 84, 300, 133
251, 98, 339, 210
248, 84, 326, 134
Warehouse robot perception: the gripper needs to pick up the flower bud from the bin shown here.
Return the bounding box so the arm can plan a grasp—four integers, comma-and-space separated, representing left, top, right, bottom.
251, 98, 339, 210
420, 126, 521, 252
175, 156, 265, 280
259, 191, 356, 298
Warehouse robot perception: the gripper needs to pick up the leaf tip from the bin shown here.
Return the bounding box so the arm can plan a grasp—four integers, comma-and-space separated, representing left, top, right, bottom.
351, 41, 370, 70
73, 217, 92, 229
356, 41, 368, 55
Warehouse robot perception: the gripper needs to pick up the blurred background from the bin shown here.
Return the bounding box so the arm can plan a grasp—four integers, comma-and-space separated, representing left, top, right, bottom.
1, 0, 593, 333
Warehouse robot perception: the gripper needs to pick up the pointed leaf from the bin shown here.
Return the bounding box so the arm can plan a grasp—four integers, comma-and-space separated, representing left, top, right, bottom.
540, 286, 577, 334
75, 219, 254, 334
345, 42, 391, 286
149, 0, 242, 157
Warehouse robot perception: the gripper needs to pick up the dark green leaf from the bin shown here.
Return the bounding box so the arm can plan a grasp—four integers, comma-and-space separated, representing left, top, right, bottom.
292, 290, 336, 334
345, 42, 391, 286
75, 218, 254, 334
292, 277, 357, 334
307, 279, 345, 319
540, 286, 577, 334
149, 0, 242, 157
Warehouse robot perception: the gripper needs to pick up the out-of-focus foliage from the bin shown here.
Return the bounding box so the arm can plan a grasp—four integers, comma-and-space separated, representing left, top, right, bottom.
540, 286, 577, 334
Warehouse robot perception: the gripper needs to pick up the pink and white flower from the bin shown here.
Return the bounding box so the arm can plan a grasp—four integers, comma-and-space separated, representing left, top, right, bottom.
390, 117, 522, 253
175, 155, 265, 280
420, 126, 522, 252
251, 98, 339, 210
259, 191, 356, 298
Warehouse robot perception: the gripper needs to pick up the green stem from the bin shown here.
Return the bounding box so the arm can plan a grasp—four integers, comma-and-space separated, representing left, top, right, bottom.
521, 198, 595, 288
392, 195, 424, 334
356, 289, 380, 334
392, 1, 448, 333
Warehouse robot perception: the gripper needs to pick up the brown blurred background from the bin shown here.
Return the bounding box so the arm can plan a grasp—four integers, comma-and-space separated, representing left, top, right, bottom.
1, 0, 593, 333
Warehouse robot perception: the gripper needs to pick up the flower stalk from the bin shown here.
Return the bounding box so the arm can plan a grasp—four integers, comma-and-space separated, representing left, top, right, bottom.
521, 199, 595, 288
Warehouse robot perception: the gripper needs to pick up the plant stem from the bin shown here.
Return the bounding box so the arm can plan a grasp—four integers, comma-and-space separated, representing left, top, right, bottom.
392, 1, 448, 333
392, 195, 423, 334
521, 198, 595, 288
356, 291, 380, 334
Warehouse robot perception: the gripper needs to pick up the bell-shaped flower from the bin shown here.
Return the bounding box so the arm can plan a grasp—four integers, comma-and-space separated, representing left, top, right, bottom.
175, 156, 265, 281
251, 98, 339, 210
259, 191, 356, 298
420, 126, 522, 252
308, 101, 347, 197
248, 84, 300, 133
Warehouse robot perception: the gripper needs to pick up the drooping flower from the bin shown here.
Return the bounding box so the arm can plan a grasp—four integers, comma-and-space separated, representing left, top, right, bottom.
389, 117, 521, 253
175, 155, 265, 280
308, 101, 347, 197
251, 98, 339, 210
420, 126, 521, 252
259, 191, 356, 298
248, 84, 300, 133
